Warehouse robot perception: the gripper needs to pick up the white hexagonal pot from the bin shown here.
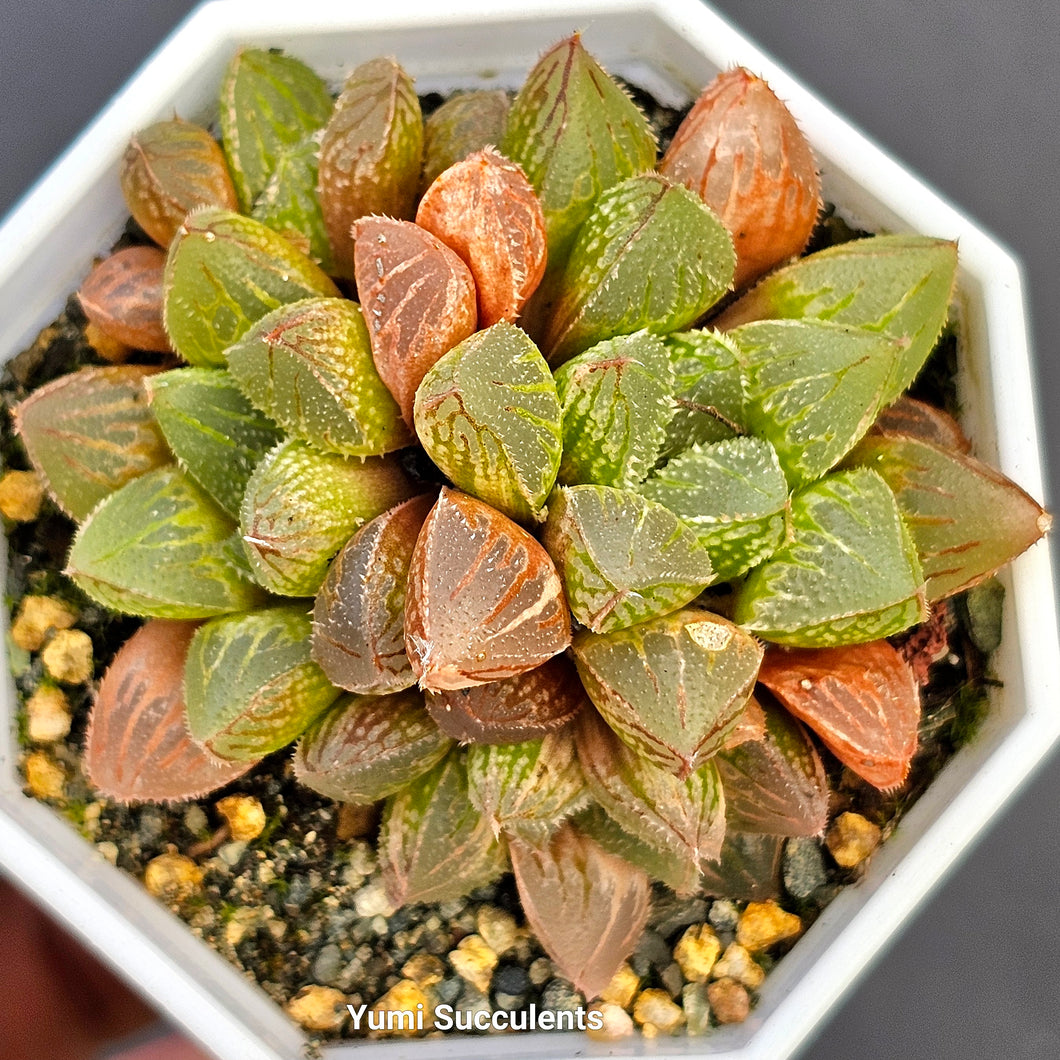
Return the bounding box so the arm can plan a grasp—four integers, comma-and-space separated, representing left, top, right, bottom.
0, 2, 1056, 1059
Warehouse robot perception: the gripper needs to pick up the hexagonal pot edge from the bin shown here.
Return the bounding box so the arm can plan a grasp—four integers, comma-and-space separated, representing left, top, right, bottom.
1, 2, 1057, 1060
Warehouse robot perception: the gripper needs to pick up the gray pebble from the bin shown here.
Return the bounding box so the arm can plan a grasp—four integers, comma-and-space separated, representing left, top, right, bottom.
631, 928, 671, 977
783, 837, 828, 900
336, 958, 366, 993
541, 978, 583, 1012
660, 960, 685, 999
492, 963, 529, 998
708, 898, 740, 934
460, 985, 493, 1019
311, 943, 344, 985
650, 894, 710, 939
325, 908, 359, 937
435, 977, 464, 1005
683, 981, 712, 1035
138, 808, 164, 843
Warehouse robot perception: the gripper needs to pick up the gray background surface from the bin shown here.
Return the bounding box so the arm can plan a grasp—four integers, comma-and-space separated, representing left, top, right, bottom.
1, 2, 1058, 1058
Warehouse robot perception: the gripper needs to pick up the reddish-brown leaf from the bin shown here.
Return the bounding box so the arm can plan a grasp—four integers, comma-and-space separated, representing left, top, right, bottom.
85, 620, 253, 802
120, 119, 239, 248
416, 148, 547, 327
405, 488, 571, 691
78, 246, 171, 353
659, 67, 821, 288
757, 640, 920, 790
870, 394, 971, 453
312, 494, 435, 694
425, 655, 586, 743
352, 216, 477, 425
700, 833, 784, 901
717, 702, 829, 836
510, 823, 650, 999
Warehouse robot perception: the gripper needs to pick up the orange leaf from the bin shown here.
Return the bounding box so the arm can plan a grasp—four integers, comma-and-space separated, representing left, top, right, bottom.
417, 147, 547, 327
757, 640, 920, 789
660, 68, 820, 288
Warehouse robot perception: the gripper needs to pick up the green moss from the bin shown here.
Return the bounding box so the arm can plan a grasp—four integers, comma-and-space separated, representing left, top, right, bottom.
949, 682, 994, 750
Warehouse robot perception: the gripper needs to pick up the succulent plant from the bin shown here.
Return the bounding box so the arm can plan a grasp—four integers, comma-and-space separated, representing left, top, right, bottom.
11, 36, 1051, 1025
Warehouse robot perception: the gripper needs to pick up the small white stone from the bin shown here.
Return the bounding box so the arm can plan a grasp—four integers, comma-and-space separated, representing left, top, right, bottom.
354, 881, 396, 918
218, 840, 248, 866
183, 804, 208, 834
586, 1001, 634, 1041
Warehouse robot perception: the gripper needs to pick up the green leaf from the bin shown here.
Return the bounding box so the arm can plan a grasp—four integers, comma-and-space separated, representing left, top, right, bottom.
67, 467, 266, 618
219, 47, 334, 213
380, 751, 508, 906
467, 733, 589, 846
413, 322, 562, 523
640, 437, 788, 580
14, 365, 171, 522
572, 608, 763, 777
716, 702, 829, 836
848, 433, 1051, 600
225, 296, 411, 456
545, 174, 735, 363
731, 319, 904, 487
421, 89, 510, 192
147, 367, 282, 517
716, 234, 958, 402
240, 439, 414, 597
542, 484, 714, 632
185, 604, 340, 760
732, 468, 927, 646
574, 803, 701, 895
554, 331, 674, 488
575, 708, 726, 867
295, 690, 452, 804
501, 34, 657, 264
318, 57, 424, 277
661, 330, 746, 458
163, 207, 339, 367
250, 135, 332, 270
